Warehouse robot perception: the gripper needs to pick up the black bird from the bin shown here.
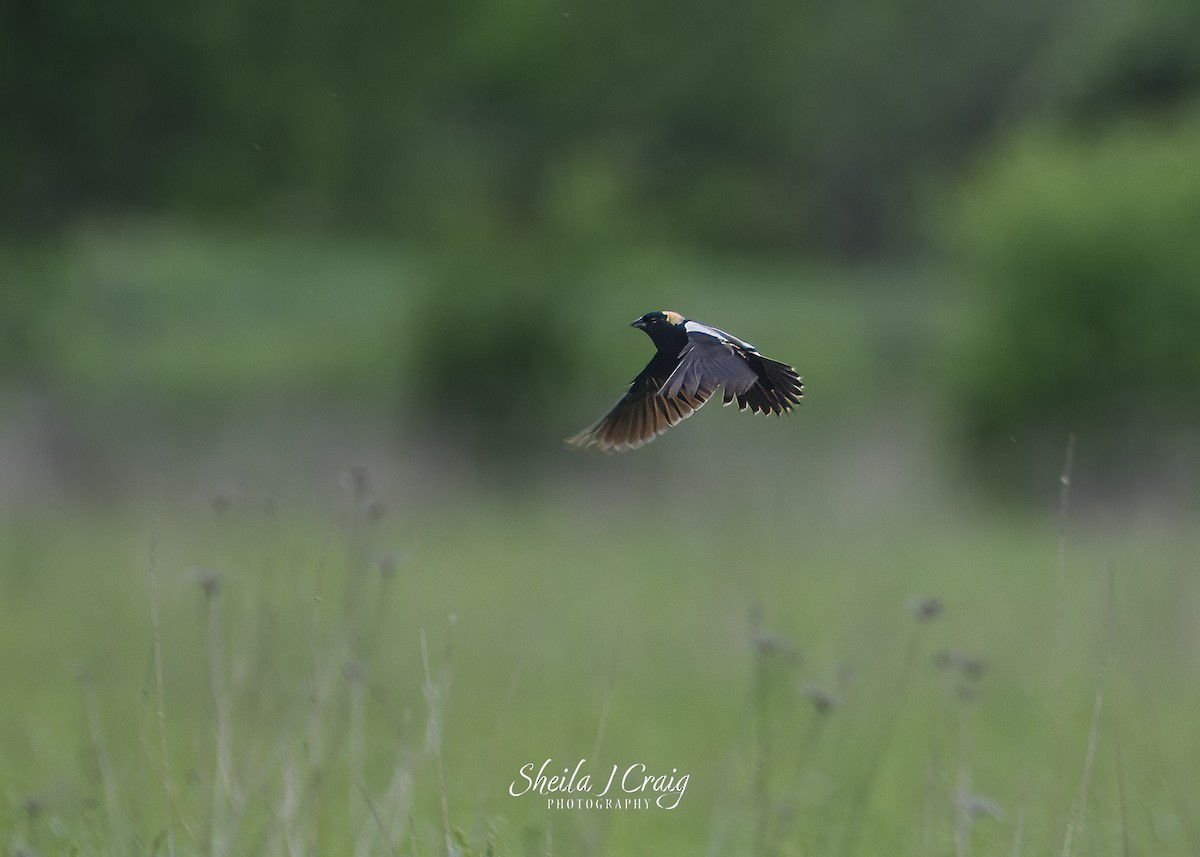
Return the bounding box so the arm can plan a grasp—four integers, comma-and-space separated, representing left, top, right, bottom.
566, 310, 803, 452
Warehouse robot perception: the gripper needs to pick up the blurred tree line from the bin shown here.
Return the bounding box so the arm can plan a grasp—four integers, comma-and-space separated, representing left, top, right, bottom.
4, 0, 1196, 256
5, 0, 1200, 494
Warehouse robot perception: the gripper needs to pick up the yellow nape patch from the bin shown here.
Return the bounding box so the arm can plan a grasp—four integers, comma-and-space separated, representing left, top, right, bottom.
662, 310, 684, 325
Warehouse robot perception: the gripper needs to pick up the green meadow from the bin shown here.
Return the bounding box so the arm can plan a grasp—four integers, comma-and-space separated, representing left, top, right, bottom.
3, 230, 1199, 856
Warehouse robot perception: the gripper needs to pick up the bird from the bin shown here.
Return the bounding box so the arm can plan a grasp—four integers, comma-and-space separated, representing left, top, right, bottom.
565, 310, 803, 452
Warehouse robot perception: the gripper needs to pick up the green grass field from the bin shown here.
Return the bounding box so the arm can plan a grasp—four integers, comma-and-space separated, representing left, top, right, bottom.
2, 228, 1199, 856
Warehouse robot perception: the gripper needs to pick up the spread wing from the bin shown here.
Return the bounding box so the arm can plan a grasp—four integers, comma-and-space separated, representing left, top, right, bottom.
565, 352, 713, 453
677, 321, 803, 414
661, 335, 761, 403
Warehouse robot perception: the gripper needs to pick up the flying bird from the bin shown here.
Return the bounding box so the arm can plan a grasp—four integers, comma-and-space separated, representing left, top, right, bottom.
566, 310, 803, 452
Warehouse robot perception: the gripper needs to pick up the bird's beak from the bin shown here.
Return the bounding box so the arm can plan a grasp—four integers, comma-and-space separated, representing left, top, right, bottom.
631, 317, 646, 329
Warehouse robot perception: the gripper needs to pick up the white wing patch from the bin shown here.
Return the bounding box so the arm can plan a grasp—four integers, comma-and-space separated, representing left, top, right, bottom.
683, 320, 758, 352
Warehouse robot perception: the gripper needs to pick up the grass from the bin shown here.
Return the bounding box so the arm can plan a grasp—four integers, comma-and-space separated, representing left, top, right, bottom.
3, 452, 1199, 855
2, 226, 1199, 854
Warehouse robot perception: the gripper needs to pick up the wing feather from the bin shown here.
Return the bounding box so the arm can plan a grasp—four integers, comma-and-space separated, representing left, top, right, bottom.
565, 387, 712, 452
661, 337, 759, 401
735, 357, 804, 414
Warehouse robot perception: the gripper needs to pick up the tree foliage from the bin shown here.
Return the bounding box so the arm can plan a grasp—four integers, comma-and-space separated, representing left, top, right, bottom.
0, 0, 1130, 254
947, 113, 1200, 494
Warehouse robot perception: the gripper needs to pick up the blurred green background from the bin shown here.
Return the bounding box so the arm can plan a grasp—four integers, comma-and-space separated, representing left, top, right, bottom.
5, 0, 1200, 498
3, 0, 1200, 854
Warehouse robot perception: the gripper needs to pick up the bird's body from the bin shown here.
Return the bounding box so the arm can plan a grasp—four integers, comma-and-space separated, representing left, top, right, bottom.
566, 310, 803, 452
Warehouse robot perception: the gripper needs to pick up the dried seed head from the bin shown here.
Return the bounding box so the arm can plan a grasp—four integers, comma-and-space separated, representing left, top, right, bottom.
954, 791, 1004, 821
748, 604, 801, 661
801, 683, 838, 715
933, 649, 988, 681
907, 596, 943, 623
23, 795, 44, 819
959, 656, 989, 681
753, 629, 802, 663
195, 568, 222, 599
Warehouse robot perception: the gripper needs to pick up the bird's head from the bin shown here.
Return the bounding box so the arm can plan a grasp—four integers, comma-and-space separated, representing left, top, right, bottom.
632, 310, 685, 331
632, 310, 687, 350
